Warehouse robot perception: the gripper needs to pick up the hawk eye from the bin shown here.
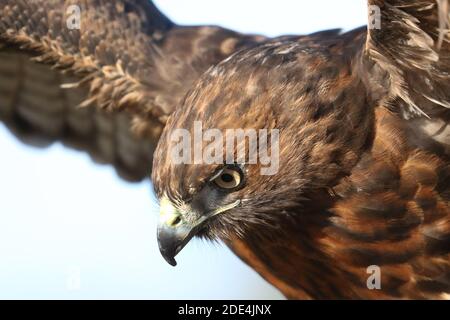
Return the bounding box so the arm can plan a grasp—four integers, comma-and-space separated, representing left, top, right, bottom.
213, 167, 243, 190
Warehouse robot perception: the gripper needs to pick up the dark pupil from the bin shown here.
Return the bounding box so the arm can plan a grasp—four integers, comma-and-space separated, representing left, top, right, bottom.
221, 173, 234, 183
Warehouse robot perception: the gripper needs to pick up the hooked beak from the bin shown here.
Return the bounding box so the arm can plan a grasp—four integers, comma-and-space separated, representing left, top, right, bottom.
157, 197, 241, 266
157, 198, 199, 266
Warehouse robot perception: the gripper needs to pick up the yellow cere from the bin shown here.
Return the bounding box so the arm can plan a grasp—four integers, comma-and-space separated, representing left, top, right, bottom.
159, 197, 182, 227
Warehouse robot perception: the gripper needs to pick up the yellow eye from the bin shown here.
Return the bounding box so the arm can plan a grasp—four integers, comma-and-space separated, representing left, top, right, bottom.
213, 168, 242, 189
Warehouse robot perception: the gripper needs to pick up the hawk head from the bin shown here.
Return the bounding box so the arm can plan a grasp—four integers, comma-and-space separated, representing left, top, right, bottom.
152, 41, 374, 266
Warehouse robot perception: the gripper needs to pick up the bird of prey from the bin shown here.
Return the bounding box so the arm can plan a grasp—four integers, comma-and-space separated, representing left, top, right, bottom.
0, 0, 449, 299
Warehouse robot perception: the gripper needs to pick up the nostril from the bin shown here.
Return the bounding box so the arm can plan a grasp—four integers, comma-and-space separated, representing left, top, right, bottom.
171, 216, 182, 227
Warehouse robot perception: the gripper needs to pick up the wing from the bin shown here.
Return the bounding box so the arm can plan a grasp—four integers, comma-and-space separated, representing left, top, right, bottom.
324, 108, 450, 299
0, 0, 262, 181
365, 0, 450, 121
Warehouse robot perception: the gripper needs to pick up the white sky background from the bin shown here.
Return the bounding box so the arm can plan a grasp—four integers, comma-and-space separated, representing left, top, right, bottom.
0, 1, 367, 299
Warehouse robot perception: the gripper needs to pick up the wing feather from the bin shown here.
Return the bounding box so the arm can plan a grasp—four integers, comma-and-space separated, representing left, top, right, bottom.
0, 0, 262, 180
365, 0, 450, 121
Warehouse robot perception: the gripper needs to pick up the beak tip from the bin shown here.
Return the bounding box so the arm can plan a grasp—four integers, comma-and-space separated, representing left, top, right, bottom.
157, 241, 178, 267
162, 253, 178, 267
157, 227, 180, 267
167, 258, 177, 267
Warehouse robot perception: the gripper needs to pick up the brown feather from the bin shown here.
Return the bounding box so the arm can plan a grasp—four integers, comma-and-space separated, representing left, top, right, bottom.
152, 3, 450, 299
0, 0, 262, 179
0, 0, 449, 299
